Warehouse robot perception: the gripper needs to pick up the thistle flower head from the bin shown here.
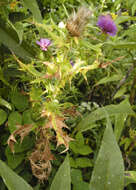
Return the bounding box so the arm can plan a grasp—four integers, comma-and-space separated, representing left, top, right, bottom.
97, 14, 117, 36
36, 38, 51, 51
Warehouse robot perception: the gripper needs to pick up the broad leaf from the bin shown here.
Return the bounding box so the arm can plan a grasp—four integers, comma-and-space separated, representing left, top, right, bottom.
71, 169, 89, 190
50, 154, 71, 190
11, 91, 29, 111
77, 99, 134, 132
0, 109, 7, 125
8, 112, 22, 133
89, 118, 124, 190
114, 114, 127, 142
75, 157, 92, 168
0, 160, 33, 190
5, 147, 25, 169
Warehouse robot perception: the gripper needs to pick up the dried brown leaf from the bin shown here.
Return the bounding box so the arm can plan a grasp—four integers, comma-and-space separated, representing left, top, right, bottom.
29, 136, 54, 181
7, 124, 33, 152
44, 115, 73, 152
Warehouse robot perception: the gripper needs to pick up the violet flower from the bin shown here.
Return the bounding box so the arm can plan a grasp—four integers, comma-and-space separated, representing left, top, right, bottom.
70, 60, 74, 67
97, 15, 117, 36
36, 38, 51, 51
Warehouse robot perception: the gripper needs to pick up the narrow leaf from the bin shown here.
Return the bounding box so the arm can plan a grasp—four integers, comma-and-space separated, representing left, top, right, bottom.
23, 0, 42, 23
96, 75, 122, 85
0, 97, 12, 110
104, 42, 136, 49
0, 160, 33, 190
23, 0, 43, 35
50, 155, 71, 190
77, 99, 134, 132
89, 118, 124, 190
0, 19, 35, 60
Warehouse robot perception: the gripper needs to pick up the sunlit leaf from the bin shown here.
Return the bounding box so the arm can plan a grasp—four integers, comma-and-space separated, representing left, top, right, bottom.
0, 160, 33, 190
89, 117, 124, 190
0, 97, 12, 110
77, 99, 134, 132
115, 16, 136, 24
50, 154, 71, 190
114, 114, 127, 142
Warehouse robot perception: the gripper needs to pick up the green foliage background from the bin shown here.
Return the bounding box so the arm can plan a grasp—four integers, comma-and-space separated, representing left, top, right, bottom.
0, 0, 136, 190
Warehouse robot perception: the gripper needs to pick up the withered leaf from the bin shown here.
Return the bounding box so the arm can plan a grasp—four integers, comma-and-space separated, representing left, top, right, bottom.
44, 115, 73, 153
7, 124, 33, 153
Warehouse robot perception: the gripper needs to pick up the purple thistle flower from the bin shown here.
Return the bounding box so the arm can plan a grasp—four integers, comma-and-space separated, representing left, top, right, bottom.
36, 38, 51, 51
97, 15, 117, 36
70, 60, 74, 67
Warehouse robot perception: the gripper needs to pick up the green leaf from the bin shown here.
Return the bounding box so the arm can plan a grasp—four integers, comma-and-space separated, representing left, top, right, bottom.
70, 132, 92, 155
5, 147, 25, 169
50, 155, 71, 190
75, 157, 92, 168
0, 20, 35, 60
104, 42, 136, 49
22, 110, 34, 124
89, 117, 124, 190
124, 171, 136, 186
113, 87, 126, 99
115, 16, 136, 25
14, 136, 35, 153
69, 157, 77, 168
96, 75, 122, 85
132, 2, 136, 16
14, 22, 24, 44
8, 20, 24, 44
23, 0, 43, 35
71, 169, 89, 190
114, 114, 127, 142
30, 87, 43, 102
0, 109, 7, 125
77, 99, 134, 132
71, 169, 82, 183
0, 97, 12, 110
11, 91, 29, 111
0, 160, 33, 190
23, 0, 42, 23
8, 112, 22, 133
73, 182, 89, 190
70, 142, 93, 155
